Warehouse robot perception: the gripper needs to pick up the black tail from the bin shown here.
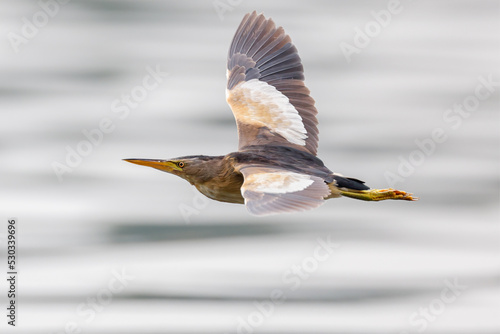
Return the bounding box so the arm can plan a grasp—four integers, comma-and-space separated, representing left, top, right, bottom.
332, 174, 370, 191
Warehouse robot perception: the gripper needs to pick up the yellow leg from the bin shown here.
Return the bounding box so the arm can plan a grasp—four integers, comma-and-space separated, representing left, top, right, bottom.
340, 188, 417, 201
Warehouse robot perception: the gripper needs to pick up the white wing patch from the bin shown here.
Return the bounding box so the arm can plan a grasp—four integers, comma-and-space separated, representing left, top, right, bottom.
227, 79, 307, 146
239, 167, 331, 215
243, 171, 314, 194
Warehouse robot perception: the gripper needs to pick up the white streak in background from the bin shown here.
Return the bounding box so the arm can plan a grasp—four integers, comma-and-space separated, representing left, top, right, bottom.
339, 0, 404, 63
7, 0, 72, 54
50, 65, 168, 183
54, 268, 135, 334
179, 187, 209, 224
213, 0, 244, 21
229, 79, 307, 146
400, 277, 467, 333
233, 235, 340, 334
385, 73, 499, 188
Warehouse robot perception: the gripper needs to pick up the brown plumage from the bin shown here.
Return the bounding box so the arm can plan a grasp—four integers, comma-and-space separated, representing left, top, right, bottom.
125, 11, 416, 216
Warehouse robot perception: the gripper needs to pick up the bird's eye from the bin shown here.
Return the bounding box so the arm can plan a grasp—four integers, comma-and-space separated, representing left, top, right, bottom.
177, 162, 185, 168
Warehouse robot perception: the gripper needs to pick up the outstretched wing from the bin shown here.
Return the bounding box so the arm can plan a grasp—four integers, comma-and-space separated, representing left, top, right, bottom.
238, 166, 330, 215
226, 11, 319, 155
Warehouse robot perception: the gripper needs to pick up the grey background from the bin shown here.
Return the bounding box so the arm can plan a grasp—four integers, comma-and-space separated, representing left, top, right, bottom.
0, 0, 499, 333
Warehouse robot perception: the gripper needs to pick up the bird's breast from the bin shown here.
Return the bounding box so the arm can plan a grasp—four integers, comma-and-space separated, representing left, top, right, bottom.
195, 174, 245, 204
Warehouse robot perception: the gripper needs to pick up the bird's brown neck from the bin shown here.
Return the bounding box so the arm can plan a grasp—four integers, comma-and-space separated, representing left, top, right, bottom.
189, 155, 245, 204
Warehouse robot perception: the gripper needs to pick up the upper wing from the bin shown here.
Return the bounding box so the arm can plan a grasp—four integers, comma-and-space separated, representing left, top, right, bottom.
226, 11, 319, 155
238, 166, 330, 216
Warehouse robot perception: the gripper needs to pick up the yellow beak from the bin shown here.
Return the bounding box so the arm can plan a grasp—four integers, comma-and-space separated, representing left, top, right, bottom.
123, 159, 181, 172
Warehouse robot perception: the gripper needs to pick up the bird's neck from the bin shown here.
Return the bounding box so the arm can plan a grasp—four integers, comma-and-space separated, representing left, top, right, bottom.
191, 155, 244, 204
187, 156, 226, 184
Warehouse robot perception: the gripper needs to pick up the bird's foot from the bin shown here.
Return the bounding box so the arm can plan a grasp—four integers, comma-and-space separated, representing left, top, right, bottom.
340, 188, 418, 201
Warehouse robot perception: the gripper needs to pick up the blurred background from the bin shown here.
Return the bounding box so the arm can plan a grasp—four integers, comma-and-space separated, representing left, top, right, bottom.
0, 0, 499, 333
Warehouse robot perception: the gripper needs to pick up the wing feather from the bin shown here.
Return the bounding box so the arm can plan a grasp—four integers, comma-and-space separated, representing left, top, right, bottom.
239, 166, 330, 216
227, 11, 319, 155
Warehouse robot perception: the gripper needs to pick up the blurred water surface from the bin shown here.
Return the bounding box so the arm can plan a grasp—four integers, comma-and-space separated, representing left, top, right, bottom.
0, 1, 499, 333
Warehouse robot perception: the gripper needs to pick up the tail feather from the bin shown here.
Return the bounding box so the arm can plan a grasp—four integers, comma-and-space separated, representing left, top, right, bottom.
332, 174, 369, 191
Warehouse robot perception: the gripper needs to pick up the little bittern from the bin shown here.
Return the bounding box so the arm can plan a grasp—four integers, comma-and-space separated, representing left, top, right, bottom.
125, 11, 416, 215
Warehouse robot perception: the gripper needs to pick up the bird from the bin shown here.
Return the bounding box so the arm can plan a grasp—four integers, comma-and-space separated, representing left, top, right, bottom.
125, 11, 416, 216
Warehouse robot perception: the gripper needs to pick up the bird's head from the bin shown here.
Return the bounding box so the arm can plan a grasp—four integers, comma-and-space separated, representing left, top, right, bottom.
124, 155, 222, 185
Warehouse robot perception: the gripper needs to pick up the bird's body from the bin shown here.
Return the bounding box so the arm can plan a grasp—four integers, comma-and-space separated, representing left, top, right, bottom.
179, 144, 336, 204
126, 11, 416, 215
